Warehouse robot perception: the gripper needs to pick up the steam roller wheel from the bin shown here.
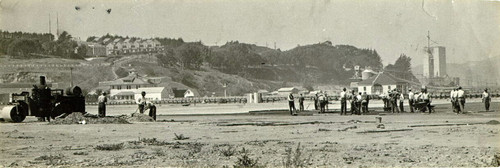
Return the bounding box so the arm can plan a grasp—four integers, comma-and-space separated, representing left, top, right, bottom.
10, 106, 26, 123
51, 103, 72, 119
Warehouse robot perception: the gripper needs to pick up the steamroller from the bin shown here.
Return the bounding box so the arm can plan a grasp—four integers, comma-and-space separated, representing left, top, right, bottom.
0, 76, 86, 122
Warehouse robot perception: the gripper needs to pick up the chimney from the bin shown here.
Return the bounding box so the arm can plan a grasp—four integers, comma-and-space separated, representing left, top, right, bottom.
40, 76, 46, 86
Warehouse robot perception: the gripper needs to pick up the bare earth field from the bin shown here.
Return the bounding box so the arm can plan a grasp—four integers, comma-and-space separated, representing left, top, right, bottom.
0, 100, 499, 167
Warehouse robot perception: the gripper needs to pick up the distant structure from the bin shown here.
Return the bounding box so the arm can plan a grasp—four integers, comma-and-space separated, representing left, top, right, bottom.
420, 31, 459, 87
423, 46, 447, 78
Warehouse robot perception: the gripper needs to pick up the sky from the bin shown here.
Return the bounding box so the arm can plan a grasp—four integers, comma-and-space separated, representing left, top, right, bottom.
1, 0, 499, 66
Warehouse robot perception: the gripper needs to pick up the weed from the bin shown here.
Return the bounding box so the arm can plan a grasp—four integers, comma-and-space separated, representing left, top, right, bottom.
234, 148, 260, 168
95, 143, 124, 151
73, 151, 88, 155
34, 154, 66, 165
282, 143, 311, 168
220, 145, 236, 157
174, 133, 190, 140
152, 148, 166, 156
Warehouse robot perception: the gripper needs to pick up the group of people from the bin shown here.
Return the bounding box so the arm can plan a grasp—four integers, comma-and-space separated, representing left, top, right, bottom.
98, 91, 156, 120
449, 87, 466, 114
339, 88, 371, 115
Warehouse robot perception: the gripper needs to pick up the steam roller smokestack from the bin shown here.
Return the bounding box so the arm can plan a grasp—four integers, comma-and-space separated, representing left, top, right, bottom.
40, 76, 46, 86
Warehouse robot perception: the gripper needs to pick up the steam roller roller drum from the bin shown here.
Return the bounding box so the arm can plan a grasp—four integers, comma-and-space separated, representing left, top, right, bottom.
0, 105, 26, 122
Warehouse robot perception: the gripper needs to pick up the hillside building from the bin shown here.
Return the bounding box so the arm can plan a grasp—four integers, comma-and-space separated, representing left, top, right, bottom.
98, 69, 166, 101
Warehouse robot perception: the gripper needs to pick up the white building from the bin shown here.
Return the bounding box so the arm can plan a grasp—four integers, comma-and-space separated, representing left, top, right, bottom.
357, 72, 409, 95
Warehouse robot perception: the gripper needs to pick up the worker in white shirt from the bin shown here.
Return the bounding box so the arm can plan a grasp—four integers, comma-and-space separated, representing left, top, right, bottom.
450, 89, 457, 113
408, 89, 415, 113
399, 91, 405, 112
97, 92, 108, 117
456, 86, 465, 113
420, 88, 432, 113
136, 91, 148, 114
356, 92, 362, 115
288, 92, 297, 115
136, 91, 157, 120
340, 88, 347, 115
482, 88, 491, 111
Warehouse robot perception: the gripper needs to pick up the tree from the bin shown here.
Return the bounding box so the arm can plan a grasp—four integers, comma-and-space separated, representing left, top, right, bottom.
384, 54, 417, 81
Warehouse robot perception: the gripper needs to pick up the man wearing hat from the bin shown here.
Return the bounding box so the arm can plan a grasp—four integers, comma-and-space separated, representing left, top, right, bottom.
456, 86, 465, 113
482, 88, 491, 111
408, 89, 415, 112
97, 92, 108, 117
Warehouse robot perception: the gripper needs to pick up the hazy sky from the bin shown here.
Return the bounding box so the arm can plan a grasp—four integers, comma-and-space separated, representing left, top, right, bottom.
1, 0, 499, 66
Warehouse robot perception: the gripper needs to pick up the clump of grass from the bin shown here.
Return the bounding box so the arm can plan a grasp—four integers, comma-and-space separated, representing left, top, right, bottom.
73, 151, 88, 155
282, 143, 311, 168
174, 133, 190, 140
220, 145, 236, 157
95, 143, 124, 151
35, 154, 64, 161
234, 148, 260, 168
129, 137, 172, 146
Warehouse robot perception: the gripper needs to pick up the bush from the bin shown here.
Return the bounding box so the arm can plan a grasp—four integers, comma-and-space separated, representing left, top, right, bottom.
173, 133, 190, 140
282, 143, 311, 168
234, 148, 260, 168
95, 143, 124, 151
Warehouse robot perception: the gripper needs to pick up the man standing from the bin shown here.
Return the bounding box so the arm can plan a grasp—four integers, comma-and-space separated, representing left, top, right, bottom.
298, 93, 305, 111
136, 91, 147, 114
288, 92, 297, 115
361, 92, 368, 113
340, 88, 347, 115
399, 91, 405, 112
420, 88, 431, 113
450, 89, 457, 113
390, 89, 400, 113
482, 89, 491, 111
408, 89, 415, 113
98, 92, 108, 117
356, 92, 362, 115
457, 86, 465, 114
318, 93, 325, 113
314, 93, 319, 110
350, 91, 358, 115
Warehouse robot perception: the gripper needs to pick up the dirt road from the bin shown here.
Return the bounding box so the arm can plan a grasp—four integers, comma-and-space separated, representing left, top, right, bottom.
0, 102, 499, 167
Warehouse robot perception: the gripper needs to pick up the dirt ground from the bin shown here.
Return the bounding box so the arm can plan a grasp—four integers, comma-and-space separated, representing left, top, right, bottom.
0, 101, 499, 167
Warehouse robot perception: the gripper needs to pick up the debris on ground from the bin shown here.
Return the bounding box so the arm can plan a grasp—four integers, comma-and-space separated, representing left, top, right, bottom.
49, 112, 130, 125
338, 126, 357, 131
356, 129, 413, 134
486, 120, 500, 125
127, 113, 154, 122
377, 124, 385, 129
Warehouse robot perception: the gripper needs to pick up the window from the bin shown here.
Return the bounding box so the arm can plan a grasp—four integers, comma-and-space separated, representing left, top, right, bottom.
136, 85, 139, 89
127, 85, 131, 89
363, 87, 366, 91
111, 86, 114, 89
117, 86, 121, 90
388, 86, 391, 90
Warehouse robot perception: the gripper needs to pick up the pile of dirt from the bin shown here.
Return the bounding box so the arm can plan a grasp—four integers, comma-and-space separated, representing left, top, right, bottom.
486, 120, 500, 125
126, 113, 154, 122
49, 113, 130, 125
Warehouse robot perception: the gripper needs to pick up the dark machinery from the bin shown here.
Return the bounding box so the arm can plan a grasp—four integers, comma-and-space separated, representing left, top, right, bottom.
0, 76, 85, 122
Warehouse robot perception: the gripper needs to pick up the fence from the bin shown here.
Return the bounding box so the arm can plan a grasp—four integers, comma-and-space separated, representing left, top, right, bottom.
84, 93, 500, 105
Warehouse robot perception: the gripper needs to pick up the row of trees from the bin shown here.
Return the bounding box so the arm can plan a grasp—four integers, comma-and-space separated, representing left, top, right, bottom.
0, 30, 86, 59
156, 40, 390, 84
